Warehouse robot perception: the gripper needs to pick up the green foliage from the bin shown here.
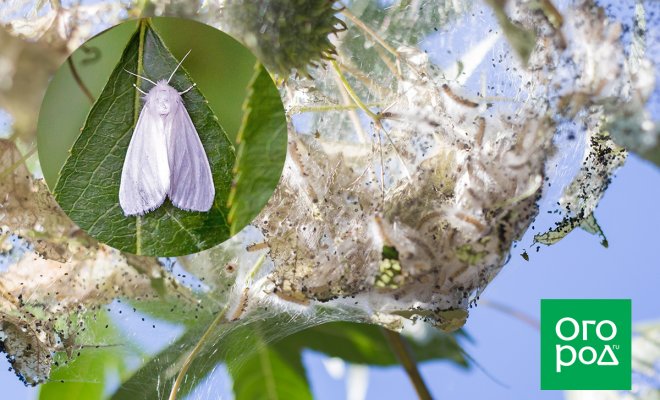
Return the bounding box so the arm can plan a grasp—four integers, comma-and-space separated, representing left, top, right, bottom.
230, 334, 313, 400
290, 321, 468, 367
228, 63, 287, 235
109, 322, 212, 400
228, 321, 468, 399
108, 314, 468, 399
53, 20, 236, 256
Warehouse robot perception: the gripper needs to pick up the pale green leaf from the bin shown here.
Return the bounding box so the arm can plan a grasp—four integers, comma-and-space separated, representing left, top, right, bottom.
228, 62, 287, 235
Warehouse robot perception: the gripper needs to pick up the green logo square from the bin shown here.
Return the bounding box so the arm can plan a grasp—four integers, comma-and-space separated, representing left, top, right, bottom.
541, 299, 631, 390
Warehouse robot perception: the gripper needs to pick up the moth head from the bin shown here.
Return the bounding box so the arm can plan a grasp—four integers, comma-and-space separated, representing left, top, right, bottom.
150, 81, 179, 115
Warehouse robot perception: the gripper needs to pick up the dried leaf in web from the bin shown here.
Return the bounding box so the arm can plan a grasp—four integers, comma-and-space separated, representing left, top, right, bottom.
0, 247, 179, 385
0, 143, 185, 385
535, 129, 626, 247
0, 140, 90, 261
0, 313, 53, 386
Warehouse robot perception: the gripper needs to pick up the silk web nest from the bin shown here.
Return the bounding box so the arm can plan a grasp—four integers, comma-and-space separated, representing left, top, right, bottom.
208, 0, 644, 333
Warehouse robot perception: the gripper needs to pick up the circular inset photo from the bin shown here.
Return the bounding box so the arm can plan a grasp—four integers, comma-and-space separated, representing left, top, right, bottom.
37, 18, 287, 257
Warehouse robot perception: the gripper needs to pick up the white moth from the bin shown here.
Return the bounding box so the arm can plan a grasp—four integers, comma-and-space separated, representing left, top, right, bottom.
119, 50, 215, 216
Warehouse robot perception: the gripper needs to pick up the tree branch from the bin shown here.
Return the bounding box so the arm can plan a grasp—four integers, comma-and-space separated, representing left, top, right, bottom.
480, 300, 540, 330
381, 327, 434, 400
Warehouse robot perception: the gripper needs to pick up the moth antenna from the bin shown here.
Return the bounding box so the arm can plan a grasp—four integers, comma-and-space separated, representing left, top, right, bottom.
168, 49, 192, 83
123, 69, 156, 85
179, 83, 196, 95
133, 83, 147, 95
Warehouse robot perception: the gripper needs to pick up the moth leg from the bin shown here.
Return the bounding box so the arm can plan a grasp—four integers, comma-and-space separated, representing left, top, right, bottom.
132, 83, 147, 95
179, 83, 197, 95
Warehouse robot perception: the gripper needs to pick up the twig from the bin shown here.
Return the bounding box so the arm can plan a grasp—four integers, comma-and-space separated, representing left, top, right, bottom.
331, 60, 412, 182
167, 302, 231, 400
376, 123, 385, 205
331, 60, 381, 125
480, 300, 540, 330
381, 328, 433, 400
374, 43, 401, 77
291, 103, 385, 114
67, 58, 95, 104
0, 146, 37, 181
338, 61, 392, 98
331, 63, 369, 143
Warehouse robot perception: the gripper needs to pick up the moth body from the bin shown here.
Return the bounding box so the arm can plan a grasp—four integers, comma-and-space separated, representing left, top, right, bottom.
119, 59, 215, 217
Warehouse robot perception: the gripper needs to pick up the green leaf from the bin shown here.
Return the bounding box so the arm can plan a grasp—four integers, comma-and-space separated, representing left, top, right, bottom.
227, 62, 287, 235
230, 335, 313, 400
291, 321, 468, 367
39, 312, 126, 400
53, 19, 235, 256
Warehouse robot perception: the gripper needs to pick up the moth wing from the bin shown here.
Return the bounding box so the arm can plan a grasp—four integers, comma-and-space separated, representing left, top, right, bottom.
119, 102, 170, 216
167, 97, 215, 211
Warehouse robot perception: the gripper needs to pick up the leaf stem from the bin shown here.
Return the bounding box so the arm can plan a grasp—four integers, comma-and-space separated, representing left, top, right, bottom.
331, 60, 381, 126
67, 57, 95, 104
381, 328, 433, 400
133, 19, 148, 255
338, 60, 393, 98
330, 64, 369, 143
480, 300, 540, 330
168, 302, 231, 400
135, 216, 142, 255
0, 146, 36, 181
330, 59, 412, 185
291, 103, 385, 114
